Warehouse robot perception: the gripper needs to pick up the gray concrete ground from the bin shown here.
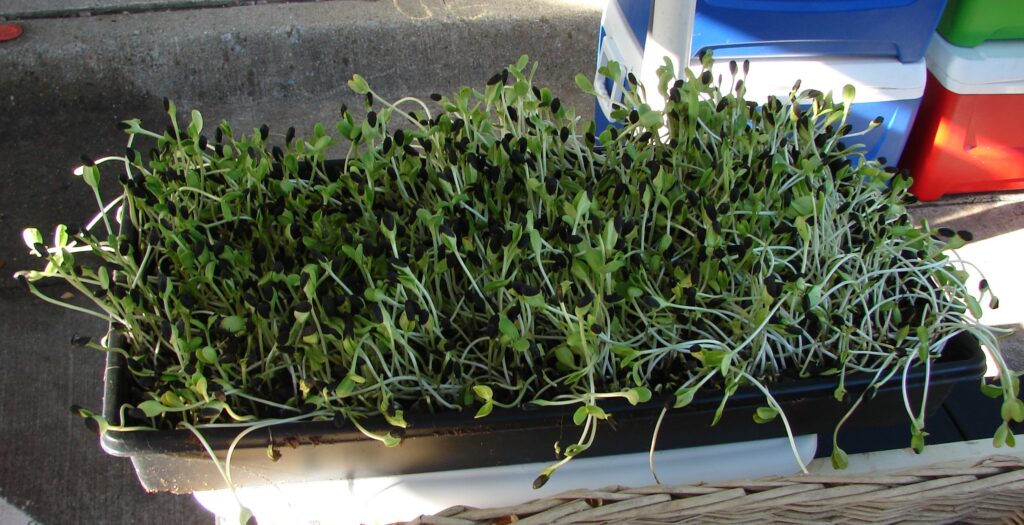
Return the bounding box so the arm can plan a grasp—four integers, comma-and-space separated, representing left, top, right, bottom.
0, 0, 1021, 523
0, 288, 211, 524
2, 0, 248, 19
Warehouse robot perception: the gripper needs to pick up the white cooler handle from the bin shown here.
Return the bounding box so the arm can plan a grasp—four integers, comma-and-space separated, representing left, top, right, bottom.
594, 0, 697, 120
595, 31, 629, 121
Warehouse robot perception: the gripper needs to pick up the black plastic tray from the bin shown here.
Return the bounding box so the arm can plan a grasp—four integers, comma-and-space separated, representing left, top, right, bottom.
100, 331, 985, 493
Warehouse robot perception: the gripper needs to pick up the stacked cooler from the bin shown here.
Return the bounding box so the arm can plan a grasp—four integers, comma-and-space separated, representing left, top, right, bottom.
900, 0, 1024, 200
594, 0, 948, 164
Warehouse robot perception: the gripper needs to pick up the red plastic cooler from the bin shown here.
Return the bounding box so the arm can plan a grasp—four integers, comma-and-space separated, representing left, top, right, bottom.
901, 36, 1024, 200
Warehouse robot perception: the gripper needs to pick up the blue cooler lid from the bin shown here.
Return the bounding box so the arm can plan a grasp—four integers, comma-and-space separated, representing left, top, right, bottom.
692, 0, 947, 62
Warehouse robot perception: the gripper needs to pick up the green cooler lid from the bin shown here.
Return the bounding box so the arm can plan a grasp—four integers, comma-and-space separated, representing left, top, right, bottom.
938, 0, 1024, 48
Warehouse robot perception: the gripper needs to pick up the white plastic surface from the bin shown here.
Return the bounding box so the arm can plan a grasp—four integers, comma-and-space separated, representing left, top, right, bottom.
926, 35, 1024, 95
595, 0, 645, 120
639, 0, 697, 107
596, 0, 697, 118
195, 435, 817, 525
697, 55, 927, 104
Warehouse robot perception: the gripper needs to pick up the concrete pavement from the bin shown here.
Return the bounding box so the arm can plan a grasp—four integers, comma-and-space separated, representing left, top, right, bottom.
2, 0, 246, 19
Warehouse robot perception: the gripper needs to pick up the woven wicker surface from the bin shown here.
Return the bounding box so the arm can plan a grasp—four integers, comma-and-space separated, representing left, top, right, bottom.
403, 456, 1024, 524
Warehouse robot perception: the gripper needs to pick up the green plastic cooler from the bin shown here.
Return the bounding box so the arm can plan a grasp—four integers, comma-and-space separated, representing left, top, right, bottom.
937, 0, 1024, 47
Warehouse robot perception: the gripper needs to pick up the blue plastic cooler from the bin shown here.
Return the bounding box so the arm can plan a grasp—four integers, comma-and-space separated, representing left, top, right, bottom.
700, 56, 927, 163
599, 0, 948, 63
594, 0, 928, 163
